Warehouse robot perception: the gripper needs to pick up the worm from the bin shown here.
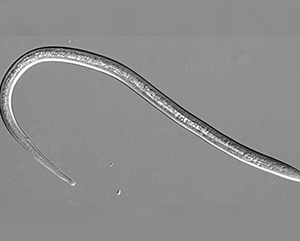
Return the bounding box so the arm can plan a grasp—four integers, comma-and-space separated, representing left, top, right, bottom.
1, 46, 300, 187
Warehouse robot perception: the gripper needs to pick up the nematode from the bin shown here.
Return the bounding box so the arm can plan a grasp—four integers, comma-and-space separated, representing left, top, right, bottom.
1, 46, 300, 187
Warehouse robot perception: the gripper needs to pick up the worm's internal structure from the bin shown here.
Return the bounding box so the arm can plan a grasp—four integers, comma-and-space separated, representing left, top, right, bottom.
1, 46, 300, 186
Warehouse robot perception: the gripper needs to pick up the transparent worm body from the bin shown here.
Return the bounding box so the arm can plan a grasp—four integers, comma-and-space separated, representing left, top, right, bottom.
1, 46, 300, 187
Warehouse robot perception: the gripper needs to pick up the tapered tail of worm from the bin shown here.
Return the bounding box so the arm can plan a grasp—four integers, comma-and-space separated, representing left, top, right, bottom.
23, 136, 76, 186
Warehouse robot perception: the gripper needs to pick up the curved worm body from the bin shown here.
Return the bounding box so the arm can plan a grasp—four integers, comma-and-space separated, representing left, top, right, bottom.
1, 46, 300, 186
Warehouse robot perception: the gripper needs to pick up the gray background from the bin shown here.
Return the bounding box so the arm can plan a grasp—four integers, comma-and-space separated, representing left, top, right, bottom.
1, 37, 300, 206
1, 0, 300, 239
0, 0, 300, 36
